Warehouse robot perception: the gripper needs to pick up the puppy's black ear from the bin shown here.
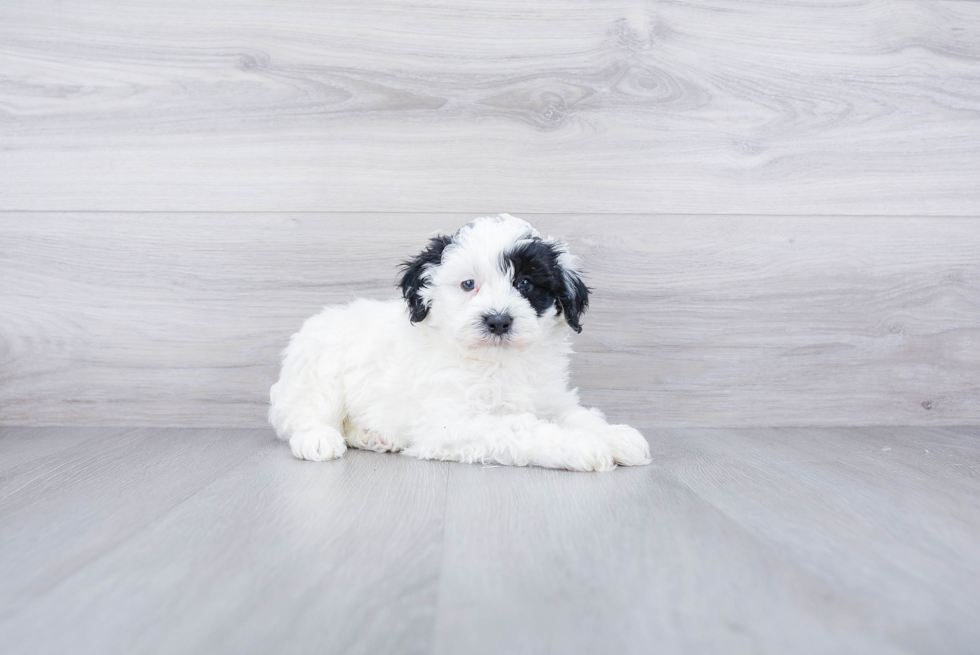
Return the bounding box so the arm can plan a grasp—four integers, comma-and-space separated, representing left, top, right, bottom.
557, 261, 590, 334
398, 235, 453, 323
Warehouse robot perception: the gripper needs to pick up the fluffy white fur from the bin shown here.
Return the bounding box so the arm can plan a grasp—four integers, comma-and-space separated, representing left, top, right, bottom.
269, 214, 651, 472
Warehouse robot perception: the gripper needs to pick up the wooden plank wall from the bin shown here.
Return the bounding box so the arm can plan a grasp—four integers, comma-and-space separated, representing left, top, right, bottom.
1, 1, 978, 427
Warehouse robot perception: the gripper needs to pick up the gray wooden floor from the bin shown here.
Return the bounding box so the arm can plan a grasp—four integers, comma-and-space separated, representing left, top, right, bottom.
2, 426, 978, 654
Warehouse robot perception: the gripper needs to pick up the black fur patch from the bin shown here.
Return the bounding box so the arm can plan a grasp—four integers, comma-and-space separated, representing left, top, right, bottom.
398, 235, 453, 323
504, 239, 590, 333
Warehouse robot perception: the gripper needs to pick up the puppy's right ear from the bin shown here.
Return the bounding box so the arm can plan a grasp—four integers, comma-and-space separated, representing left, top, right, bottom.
398, 235, 453, 323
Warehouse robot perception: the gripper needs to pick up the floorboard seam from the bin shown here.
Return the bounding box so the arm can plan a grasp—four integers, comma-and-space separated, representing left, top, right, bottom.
426, 461, 454, 654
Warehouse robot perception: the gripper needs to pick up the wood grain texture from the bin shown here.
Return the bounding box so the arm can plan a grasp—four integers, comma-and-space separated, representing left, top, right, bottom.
434, 425, 980, 654
1, 0, 979, 214
2, 213, 978, 427
0, 428, 268, 619
0, 426, 127, 473
0, 435, 449, 655
2, 427, 977, 654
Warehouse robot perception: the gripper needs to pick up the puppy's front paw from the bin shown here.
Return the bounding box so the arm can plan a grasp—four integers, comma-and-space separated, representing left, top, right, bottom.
603, 425, 652, 466
565, 439, 617, 472
289, 427, 347, 462
548, 432, 617, 472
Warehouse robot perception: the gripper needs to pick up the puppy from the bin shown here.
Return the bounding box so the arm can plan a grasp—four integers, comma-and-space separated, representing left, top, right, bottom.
269, 214, 650, 471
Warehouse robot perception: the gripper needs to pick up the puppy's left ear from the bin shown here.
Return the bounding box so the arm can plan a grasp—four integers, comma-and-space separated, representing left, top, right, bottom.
557, 254, 590, 334
399, 235, 453, 323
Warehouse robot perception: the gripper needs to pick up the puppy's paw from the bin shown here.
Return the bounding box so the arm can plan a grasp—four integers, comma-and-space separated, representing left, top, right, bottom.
566, 442, 617, 472
524, 422, 616, 472
289, 427, 347, 462
603, 425, 652, 467
344, 421, 399, 453
553, 433, 617, 472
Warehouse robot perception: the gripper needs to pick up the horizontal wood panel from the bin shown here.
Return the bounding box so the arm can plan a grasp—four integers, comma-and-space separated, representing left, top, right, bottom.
1, 0, 979, 213
1, 212, 977, 427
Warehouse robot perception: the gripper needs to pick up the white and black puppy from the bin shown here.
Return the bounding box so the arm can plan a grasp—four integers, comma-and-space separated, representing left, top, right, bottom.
269, 214, 650, 471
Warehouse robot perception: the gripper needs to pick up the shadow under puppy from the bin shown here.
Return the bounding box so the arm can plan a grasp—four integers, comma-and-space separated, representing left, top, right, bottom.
269, 214, 650, 471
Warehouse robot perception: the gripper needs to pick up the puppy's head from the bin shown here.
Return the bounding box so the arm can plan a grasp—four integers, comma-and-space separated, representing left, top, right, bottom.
398, 214, 589, 349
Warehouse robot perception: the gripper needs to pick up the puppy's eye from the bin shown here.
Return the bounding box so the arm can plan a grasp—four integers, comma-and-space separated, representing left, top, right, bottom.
515, 276, 533, 293
461, 279, 476, 292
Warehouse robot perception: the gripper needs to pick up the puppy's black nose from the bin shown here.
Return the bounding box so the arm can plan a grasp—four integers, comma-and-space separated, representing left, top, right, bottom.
484, 313, 512, 336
